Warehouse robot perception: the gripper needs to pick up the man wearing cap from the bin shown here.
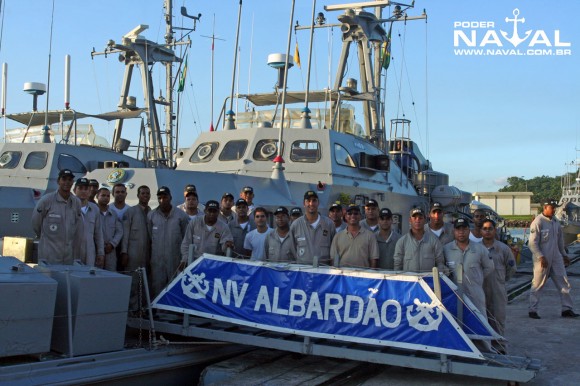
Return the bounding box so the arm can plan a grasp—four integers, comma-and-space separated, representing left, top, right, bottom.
444, 218, 494, 316
32, 169, 84, 265
328, 203, 346, 233
330, 204, 379, 268
289, 190, 336, 266
181, 200, 234, 267
393, 207, 445, 273
121, 185, 152, 313
290, 207, 302, 223
89, 179, 99, 204
239, 186, 256, 215
243, 207, 272, 261
96, 187, 123, 271
229, 198, 255, 258
426, 202, 454, 246
265, 207, 295, 262
376, 207, 401, 270
219, 192, 236, 224
147, 186, 189, 298
360, 199, 380, 233
482, 218, 516, 353
528, 199, 579, 319
178, 186, 202, 220
74, 177, 105, 268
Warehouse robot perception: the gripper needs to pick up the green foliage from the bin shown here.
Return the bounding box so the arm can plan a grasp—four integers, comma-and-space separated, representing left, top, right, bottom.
337, 192, 351, 205
498, 174, 572, 204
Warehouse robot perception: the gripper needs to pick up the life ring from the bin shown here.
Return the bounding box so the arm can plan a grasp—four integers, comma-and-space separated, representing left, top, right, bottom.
260, 142, 277, 158
107, 168, 126, 184
0, 152, 12, 167
197, 144, 213, 159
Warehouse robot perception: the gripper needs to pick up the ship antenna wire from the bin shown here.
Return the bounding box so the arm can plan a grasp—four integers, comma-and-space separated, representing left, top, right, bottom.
424, 10, 429, 160
227, 0, 243, 124
245, 12, 254, 113
277, 0, 297, 157
44, 0, 56, 129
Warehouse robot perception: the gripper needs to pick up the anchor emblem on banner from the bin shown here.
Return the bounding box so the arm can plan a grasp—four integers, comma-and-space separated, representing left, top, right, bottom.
181, 271, 210, 300
500, 9, 532, 47
406, 298, 442, 332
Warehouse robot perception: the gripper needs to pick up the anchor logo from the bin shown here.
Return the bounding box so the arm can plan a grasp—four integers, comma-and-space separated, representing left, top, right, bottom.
406, 298, 442, 332
500, 9, 532, 47
181, 271, 210, 300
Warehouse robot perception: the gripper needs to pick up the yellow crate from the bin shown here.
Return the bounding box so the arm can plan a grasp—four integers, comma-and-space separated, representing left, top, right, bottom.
3, 237, 34, 263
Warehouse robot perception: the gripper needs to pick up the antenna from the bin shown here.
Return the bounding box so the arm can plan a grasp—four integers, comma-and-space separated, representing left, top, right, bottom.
180, 7, 201, 30
64, 55, 70, 109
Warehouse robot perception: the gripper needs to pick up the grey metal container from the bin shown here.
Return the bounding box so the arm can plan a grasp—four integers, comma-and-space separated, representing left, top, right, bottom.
35, 264, 131, 356
0, 256, 57, 358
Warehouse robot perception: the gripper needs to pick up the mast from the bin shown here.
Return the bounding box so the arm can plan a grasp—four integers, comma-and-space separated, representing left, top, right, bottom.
164, 0, 175, 164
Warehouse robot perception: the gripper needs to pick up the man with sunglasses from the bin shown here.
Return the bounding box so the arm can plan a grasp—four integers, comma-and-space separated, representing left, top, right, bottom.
528, 199, 579, 319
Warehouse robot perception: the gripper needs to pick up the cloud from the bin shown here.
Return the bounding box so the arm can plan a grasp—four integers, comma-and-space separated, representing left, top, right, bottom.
493, 177, 508, 186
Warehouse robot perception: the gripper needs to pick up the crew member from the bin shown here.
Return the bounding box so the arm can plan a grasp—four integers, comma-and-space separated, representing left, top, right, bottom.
330, 204, 379, 268
360, 199, 380, 233
482, 218, 517, 353
393, 208, 445, 273
180, 200, 234, 267
264, 207, 295, 262
528, 199, 579, 319
243, 207, 272, 260
229, 198, 255, 258
74, 177, 105, 268
289, 190, 336, 266
219, 192, 236, 224
96, 187, 123, 271
426, 202, 454, 245
376, 207, 400, 270
148, 186, 189, 298
328, 203, 346, 233
177, 185, 202, 219
32, 169, 83, 265
470, 208, 486, 243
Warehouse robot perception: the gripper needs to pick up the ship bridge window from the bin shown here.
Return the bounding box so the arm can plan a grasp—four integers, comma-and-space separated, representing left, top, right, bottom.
290, 140, 320, 163
0, 151, 21, 169
190, 142, 219, 163
24, 151, 48, 170
253, 139, 282, 161
57, 154, 87, 174
334, 144, 356, 167
219, 140, 248, 161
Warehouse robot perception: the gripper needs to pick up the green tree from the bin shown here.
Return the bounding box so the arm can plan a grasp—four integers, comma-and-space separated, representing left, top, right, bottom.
499, 175, 564, 204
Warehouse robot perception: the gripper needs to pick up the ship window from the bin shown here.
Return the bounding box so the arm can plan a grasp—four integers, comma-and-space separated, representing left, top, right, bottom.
290, 141, 321, 163
57, 154, 87, 174
24, 151, 48, 170
219, 140, 248, 161
190, 142, 219, 163
0, 151, 21, 169
334, 144, 356, 167
253, 139, 281, 161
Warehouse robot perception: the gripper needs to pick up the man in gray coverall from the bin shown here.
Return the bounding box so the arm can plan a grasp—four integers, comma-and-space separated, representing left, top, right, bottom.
32, 169, 83, 265
147, 186, 189, 298
528, 199, 579, 319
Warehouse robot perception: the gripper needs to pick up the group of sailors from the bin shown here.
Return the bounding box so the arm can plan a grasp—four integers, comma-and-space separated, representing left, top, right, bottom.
32, 169, 579, 354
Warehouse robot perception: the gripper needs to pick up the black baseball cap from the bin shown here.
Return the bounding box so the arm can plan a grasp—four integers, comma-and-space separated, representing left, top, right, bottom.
157, 186, 171, 196
206, 200, 219, 210
346, 204, 361, 213
304, 190, 318, 200
274, 207, 289, 216
58, 169, 74, 179
242, 186, 254, 193
222, 192, 235, 200
379, 208, 393, 218
430, 202, 443, 212
543, 198, 560, 207
410, 207, 425, 217
235, 198, 248, 207
75, 177, 90, 186
454, 218, 469, 228
89, 179, 99, 187
329, 203, 342, 211
365, 199, 378, 207
290, 207, 302, 216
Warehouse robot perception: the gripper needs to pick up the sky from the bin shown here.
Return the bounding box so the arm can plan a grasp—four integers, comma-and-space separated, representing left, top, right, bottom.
0, 0, 578, 193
